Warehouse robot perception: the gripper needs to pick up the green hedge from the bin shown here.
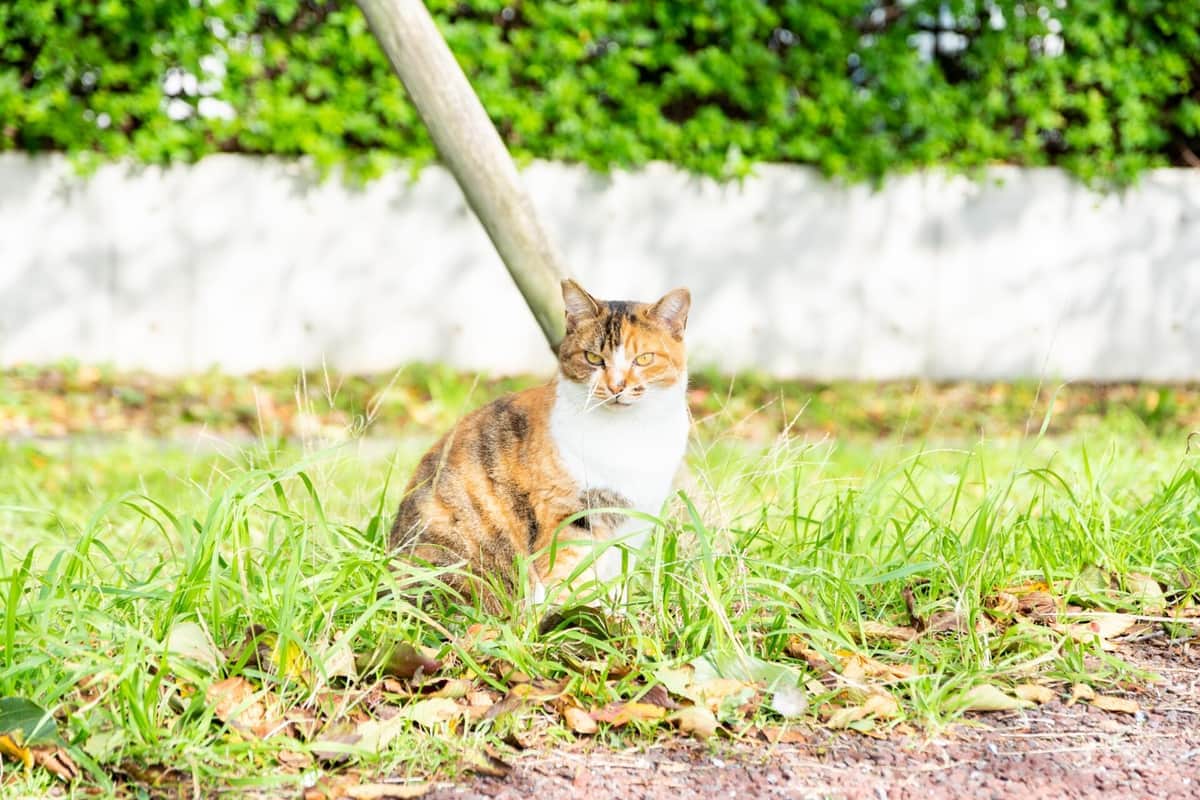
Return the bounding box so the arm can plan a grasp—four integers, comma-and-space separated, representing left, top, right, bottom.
2, 1, 1198, 184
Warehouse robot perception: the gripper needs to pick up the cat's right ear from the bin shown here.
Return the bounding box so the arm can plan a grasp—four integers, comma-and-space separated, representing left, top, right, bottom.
561, 279, 601, 331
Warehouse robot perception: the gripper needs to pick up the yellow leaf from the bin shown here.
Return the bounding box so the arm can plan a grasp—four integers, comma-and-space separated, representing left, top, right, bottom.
838, 652, 916, 682
958, 684, 1032, 712
861, 691, 900, 719
1067, 683, 1095, 706
406, 697, 463, 729
668, 705, 719, 740
826, 705, 869, 729
0, 731, 32, 769
824, 689, 899, 728
1090, 694, 1140, 715
1013, 684, 1056, 704
562, 706, 597, 735
425, 679, 472, 700
694, 678, 755, 712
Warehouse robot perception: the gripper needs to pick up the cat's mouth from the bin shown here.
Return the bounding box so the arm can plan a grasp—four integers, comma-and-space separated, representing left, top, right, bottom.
590, 392, 636, 409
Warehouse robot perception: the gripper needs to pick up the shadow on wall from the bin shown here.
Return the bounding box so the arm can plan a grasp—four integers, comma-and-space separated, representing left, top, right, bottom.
1, 154, 1198, 380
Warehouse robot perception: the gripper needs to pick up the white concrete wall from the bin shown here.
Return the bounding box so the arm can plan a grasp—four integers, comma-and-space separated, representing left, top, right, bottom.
1, 153, 1197, 380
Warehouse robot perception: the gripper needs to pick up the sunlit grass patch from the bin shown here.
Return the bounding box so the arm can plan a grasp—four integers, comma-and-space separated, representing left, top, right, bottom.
1, 382, 1197, 795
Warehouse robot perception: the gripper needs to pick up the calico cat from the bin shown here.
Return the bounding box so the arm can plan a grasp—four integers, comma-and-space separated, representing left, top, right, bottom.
390, 279, 691, 608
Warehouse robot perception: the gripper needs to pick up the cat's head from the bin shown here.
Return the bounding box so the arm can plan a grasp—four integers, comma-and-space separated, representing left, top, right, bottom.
557, 279, 690, 409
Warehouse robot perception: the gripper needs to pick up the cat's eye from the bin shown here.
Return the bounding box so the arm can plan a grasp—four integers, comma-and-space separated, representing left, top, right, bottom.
584, 351, 604, 366
634, 353, 655, 366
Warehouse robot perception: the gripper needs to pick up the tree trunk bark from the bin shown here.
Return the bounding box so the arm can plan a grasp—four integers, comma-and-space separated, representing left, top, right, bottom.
356, 0, 567, 350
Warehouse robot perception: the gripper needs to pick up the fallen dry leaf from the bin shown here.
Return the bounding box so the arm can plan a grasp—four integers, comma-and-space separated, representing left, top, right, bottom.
461, 746, 511, 777
756, 725, 807, 744
639, 684, 679, 710
855, 621, 919, 644
31, 745, 79, 782
1123, 573, 1166, 614
825, 690, 900, 728
425, 679, 472, 700
562, 706, 598, 735
1067, 683, 1096, 706
693, 678, 756, 712
405, 697, 463, 729
276, 749, 314, 769
590, 702, 667, 727
343, 781, 431, 799
958, 684, 1033, 712
1016, 591, 1059, 623
985, 592, 1019, 617
207, 677, 272, 735
1057, 612, 1140, 649
785, 638, 835, 673
838, 652, 917, 683
366, 643, 442, 681
925, 610, 992, 635
668, 705, 719, 740
1013, 683, 1057, 704
1090, 694, 1140, 715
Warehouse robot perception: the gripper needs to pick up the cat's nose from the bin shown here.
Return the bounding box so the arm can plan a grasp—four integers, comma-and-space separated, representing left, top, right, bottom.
606, 375, 626, 394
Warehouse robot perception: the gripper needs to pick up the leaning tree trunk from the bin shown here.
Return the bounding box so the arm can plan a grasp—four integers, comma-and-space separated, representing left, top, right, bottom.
356, 0, 567, 350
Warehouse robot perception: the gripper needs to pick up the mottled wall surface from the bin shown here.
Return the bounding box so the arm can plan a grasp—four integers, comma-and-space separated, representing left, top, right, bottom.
1, 155, 1197, 379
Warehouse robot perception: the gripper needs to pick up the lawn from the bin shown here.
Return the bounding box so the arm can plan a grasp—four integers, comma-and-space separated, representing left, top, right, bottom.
1, 365, 1197, 797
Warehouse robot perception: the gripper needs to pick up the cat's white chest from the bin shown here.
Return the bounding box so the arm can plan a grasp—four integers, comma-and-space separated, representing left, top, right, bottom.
549, 379, 689, 514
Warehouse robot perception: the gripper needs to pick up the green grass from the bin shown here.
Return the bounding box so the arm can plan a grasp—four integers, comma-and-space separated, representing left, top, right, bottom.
1, 372, 1198, 796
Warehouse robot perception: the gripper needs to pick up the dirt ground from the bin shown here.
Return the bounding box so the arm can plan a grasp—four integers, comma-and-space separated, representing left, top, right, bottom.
425, 635, 1200, 800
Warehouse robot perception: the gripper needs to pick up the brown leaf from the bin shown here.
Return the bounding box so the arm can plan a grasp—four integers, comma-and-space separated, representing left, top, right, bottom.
276, 749, 314, 769
1090, 694, 1140, 715
1056, 612, 1140, 649
31, 746, 79, 782
785, 637, 834, 672
639, 684, 679, 710
985, 592, 1019, 617
756, 725, 807, 744
854, 621, 918, 644
368, 643, 442, 681
562, 706, 598, 735
837, 652, 916, 683
925, 610, 991, 635
825, 690, 900, 728
667, 705, 719, 740
1016, 591, 1059, 623
461, 746, 511, 777
207, 677, 270, 733
590, 702, 667, 727
481, 682, 563, 723
344, 782, 431, 799
1067, 683, 1095, 706
1013, 683, 1056, 704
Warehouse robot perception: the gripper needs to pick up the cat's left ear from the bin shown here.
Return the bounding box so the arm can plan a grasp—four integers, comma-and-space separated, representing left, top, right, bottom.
649, 287, 691, 337
562, 279, 602, 331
